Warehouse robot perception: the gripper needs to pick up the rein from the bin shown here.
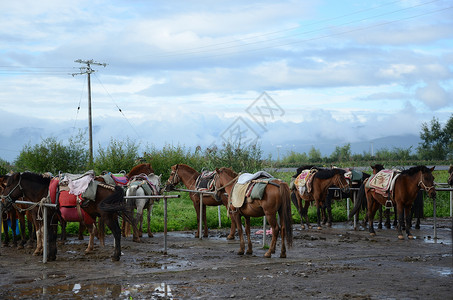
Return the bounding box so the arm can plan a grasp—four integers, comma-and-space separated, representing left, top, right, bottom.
1, 175, 24, 206
214, 174, 239, 194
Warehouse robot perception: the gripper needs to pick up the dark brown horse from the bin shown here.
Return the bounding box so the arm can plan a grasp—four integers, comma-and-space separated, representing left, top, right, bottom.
1, 172, 136, 261
165, 164, 236, 239
364, 166, 436, 239
292, 167, 350, 229
214, 167, 293, 258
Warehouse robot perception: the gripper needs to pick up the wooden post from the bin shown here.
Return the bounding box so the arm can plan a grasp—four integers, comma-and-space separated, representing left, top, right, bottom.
199, 193, 203, 240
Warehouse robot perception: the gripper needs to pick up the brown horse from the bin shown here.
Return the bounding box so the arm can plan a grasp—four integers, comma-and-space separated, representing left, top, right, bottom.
364, 166, 436, 239
1, 172, 136, 261
165, 164, 236, 239
214, 167, 293, 258
292, 167, 350, 229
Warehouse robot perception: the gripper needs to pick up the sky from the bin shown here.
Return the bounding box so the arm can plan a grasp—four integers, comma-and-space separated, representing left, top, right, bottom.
1, 0, 452, 163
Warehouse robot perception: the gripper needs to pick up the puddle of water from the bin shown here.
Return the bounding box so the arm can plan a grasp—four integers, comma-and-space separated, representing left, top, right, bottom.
12, 282, 174, 299
435, 267, 453, 277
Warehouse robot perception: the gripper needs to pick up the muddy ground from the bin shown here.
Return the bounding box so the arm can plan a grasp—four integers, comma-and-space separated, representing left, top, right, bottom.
0, 218, 451, 299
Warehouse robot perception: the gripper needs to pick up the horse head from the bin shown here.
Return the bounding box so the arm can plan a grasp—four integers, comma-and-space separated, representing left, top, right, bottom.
147, 173, 163, 194
0, 172, 23, 207
335, 169, 350, 193
214, 167, 238, 200
165, 164, 180, 191
419, 166, 436, 199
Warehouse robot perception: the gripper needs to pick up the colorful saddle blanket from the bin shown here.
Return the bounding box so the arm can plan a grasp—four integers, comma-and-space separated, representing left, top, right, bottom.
366, 169, 401, 197
102, 173, 128, 186
293, 169, 317, 194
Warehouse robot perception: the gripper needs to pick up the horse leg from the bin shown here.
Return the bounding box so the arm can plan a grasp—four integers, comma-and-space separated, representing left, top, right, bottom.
279, 210, 287, 258
26, 213, 35, 249
316, 202, 322, 230
147, 202, 153, 238
85, 224, 96, 254
10, 212, 18, 248
103, 213, 122, 261
368, 199, 379, 236
47, 214, 58, 261
302, 200, 311, 229
393, 209, 398, 228
265, 215, 279, 258
233, 212, 245, 255
396, 203, 405, 240
325, 197, 333, 227
192, 196, 201, 238
18, 212, 27, 249
405, 206, 414, 239
245, 217, 253, 255
97, 217, 105, 247
78, 222, 86, 240
59, 219, 67, 244
202, 204, 208, 238
2, 215, 9, 246
227, 206, 236, 240
378, 206, 383, 229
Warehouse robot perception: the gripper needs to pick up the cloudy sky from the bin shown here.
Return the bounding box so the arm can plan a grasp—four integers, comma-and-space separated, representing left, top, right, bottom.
1, 0, 452, 163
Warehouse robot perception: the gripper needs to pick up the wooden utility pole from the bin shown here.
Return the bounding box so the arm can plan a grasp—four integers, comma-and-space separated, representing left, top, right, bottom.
72, 59, 107, 167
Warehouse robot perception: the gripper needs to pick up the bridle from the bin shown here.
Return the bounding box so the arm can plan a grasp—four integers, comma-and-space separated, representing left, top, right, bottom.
1, 174, 24, 207
335, 173, 350, 191
213, 172, 238, 194
418, 172, 435, 194
167, 165, 180, 187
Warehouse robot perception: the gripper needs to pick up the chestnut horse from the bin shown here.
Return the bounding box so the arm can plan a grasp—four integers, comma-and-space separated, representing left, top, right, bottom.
292, 167, 350, 229
1, 172, 136, 261
214, 167, 293, 258
364, 166, 436, 239
165, 164, 236, 239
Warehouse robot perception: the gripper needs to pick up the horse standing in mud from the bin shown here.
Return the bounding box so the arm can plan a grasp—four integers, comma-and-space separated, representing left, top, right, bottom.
124, 173, 162, 240
214, 167, 293, 258
165, 164, 236, 239
1, 172, 136, 261
362, 166, 436, 239
291, 167, 350, 229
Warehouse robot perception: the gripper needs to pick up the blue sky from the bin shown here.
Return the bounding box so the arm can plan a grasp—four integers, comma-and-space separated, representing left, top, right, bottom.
1, 0, 452, 163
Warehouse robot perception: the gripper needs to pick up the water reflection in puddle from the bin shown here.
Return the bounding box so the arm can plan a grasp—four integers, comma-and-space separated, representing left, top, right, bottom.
12, 282, 173, 299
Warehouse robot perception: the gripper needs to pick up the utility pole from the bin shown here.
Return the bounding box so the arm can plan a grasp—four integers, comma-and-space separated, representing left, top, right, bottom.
72, 59, 107, 168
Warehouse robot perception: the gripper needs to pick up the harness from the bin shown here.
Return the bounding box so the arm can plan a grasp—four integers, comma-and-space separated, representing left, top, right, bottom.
418, 173, 435, 194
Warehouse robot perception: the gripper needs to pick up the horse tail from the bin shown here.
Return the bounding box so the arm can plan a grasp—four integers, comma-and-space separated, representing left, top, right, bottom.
349, 182, 366, 219
279, 182, 293, 248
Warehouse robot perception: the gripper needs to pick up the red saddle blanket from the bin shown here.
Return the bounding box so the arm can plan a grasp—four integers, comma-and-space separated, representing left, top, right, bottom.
49, 178, 95, 225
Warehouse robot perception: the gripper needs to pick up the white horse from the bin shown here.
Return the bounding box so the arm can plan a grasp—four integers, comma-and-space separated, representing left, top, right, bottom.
124, 173, 162, 241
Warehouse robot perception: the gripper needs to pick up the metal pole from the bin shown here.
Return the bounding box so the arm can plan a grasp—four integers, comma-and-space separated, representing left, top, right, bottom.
0, 203, 3, 249
347, 197, 350, 221
199, 193, 203, 240
433, 197, 437, 239
450, 191, 452, 217
353, 191, 357, 230
43, 205, 48, 264
87, 71, 93, 168
164, 198, 167, 255
218, 206, 221, 228
262, 216, 266, 247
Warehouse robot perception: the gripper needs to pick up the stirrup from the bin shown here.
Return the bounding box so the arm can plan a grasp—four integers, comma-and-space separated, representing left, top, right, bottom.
385, 199, 393, 209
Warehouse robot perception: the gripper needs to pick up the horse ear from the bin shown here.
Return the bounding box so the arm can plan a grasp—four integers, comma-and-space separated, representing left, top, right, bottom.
430, 166, 435, 172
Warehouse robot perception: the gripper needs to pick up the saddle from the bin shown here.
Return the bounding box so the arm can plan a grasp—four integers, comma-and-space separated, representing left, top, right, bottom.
127, 174, 158, 196
102, 173, 128, 186
49, 175, 96, 225
366, 169, 401, 203
293, 168, 317, 195
230, 172, 275, 208
195, 171, 216, 192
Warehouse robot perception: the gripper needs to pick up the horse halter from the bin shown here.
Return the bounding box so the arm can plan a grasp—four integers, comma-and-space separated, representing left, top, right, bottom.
167, 165, 180, 186
418, 172, 435, 193
335, 173, 349, 191
213, 173, 238, 194
1, 175, 24, 207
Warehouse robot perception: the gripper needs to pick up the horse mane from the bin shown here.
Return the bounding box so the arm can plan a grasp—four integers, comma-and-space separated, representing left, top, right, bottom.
314, 168, 345, 179
128, 163, 154, 177
20, 171, 51, 185
401, 165, 431, 176
219, 167, 238, 178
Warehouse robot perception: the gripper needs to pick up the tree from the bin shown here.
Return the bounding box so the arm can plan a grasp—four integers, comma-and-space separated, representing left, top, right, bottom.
329, 143, 351, 162
94, 138, 140, 174
417, 115, 452, 160
308, 146, 322, 163
14, 134, 88, 174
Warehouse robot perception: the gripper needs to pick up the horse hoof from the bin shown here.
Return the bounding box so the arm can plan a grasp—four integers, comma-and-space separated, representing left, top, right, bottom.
369, 233, 376, 237
398, 235, 404, 240
246, 250, 253, 255
280, 253, 286, 258
111, 256, 120, 262
408, 235, 414, 239
148, 233, 154, 238
264, 252, 272, 258
17, 245, 24, 250
237, 251, 244, 255
327, 223, 332, 228
226, 235, 235, 240
317, 227, 322, 230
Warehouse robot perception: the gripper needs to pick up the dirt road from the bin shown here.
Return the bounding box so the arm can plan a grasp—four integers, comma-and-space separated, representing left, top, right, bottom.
0, 218, 451, 299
